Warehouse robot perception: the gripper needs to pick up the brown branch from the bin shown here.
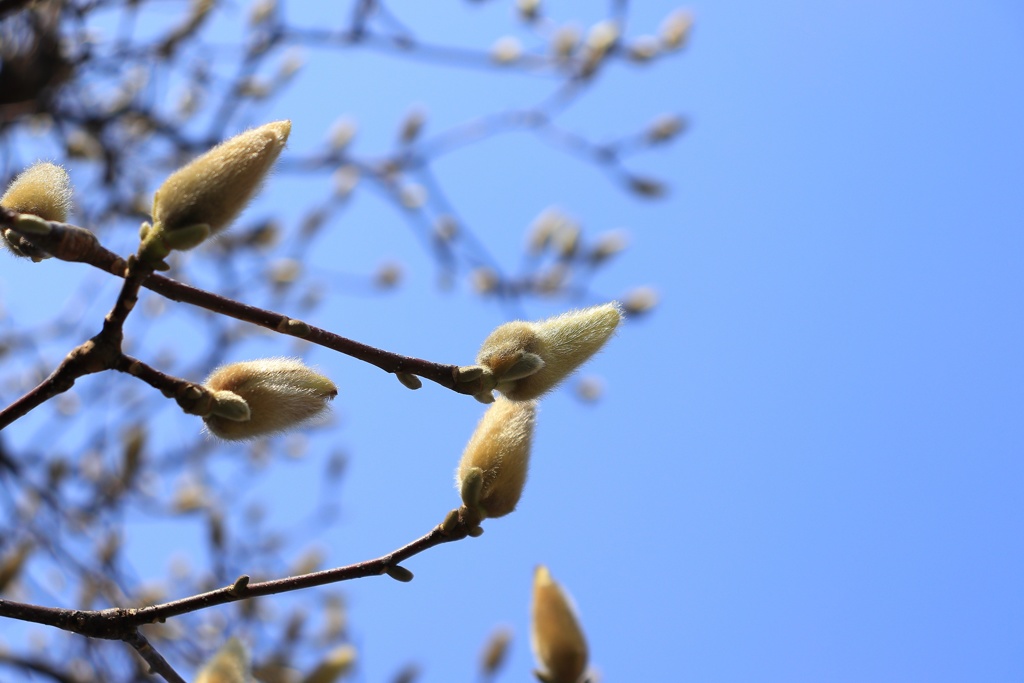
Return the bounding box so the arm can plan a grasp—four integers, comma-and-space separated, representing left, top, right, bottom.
114, 354, 217, 416
0, 508, 478, 637
123, 630, 187, 683
0, 244, 154, 429
0, 208, 481, 396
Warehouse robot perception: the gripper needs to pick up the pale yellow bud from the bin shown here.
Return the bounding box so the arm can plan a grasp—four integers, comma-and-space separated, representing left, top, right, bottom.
531, 566, 588, 683
302, 644, 357, 683
627, 175, 667, 198
1, 162, 73, 222
399, 108, 427, 144
552, 25, 581, 60
270, 257, 302, 285
328, 118, 358, 150
202, 357, 337, 441
622, 286, 658, 316
586, 20, 619, 54
195, 637, 250, 683
455, 397, 536, 518
660, 9, 694, 50
150, 120, 290, 244
480, 627, 513, 676
517, 0, 541, 21
277, 48, 305, 80
588, 230, 629, 265
434, 215, 458, 242
66, 130, 104, 159
626, 35, 659, 62
0, 540, 33, 593
1, 162, 73, 259
333, 165, 360, 197
374, 261, 403, 289
173, 478, 209, 513
491, 36, 523, 64
238, 77, 272, 99
527, 207, 575, 255
471, 267, 500, 294
476, 303, 621, 400
646, 114, 686, 143
399, 183, 427, 209
249, 0, 276, 25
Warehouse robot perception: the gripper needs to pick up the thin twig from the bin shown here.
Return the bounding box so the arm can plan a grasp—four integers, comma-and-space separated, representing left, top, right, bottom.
0, 508, 477, 637
0, 209, 476, 395
123, 630, 187, 683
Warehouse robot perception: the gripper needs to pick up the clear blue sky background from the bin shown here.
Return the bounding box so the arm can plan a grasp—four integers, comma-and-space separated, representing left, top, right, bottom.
3, 1, 1024, 682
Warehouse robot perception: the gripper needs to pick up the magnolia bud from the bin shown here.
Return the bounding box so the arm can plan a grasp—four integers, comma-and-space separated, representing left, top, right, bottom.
476, 303, 621, 400
195, 637, 250, 683
399, 108, 426, 144
455, 397, 536, 518
144, 120, 290, 261
646, 114, 687, 144
531, 566, 588, 683
586, 20, 619, 54
660, 9, 694, 50
517, 0, 540, 21
481, 627, 513, 677
1, 162, 73, 260
202, 357, 336, 440
627, 175, 667, 198
1, 162, 72, 221
491, 36, 523, 64
622, 286, 658, 316
303, 644, 357, 683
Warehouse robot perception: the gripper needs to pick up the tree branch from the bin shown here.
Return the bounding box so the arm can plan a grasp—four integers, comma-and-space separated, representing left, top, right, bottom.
0, 208, 481, 396
0, 507, 479, 637
123, 630, 187, 683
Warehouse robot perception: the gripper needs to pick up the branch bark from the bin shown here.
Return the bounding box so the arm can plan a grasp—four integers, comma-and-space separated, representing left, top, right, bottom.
0, 508, 478, 648
0, 208, 481, 396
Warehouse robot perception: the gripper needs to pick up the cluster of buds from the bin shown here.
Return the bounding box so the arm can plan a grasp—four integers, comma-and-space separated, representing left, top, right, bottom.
446, 306, 615, 675
451, 302, 621, 527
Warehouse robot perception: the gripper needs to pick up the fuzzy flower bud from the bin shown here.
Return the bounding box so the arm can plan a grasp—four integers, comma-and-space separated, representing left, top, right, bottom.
455, 397, 536, 518
476, 303, 621, 401
202, 357, 336, 441
531, 566, 588, 683
195, 638, 250, 683
1, 162, 73, 260
481, 627, 513, 677
142, 120, 290, 261
660, 9, 694, 50
303, 644, 357, 683
1, 162, 72, 222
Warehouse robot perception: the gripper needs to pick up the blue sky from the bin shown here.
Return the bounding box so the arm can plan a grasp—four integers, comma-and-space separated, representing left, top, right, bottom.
3, 1, 1024, 682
